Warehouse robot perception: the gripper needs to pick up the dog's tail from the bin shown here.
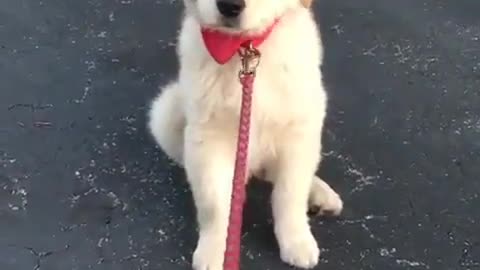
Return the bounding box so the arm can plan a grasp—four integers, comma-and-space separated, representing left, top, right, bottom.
148, 82, 185, 165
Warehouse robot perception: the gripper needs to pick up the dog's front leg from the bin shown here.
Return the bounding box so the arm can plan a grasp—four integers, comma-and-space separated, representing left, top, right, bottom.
184, 127, 236, 270
271, 131, 321, 269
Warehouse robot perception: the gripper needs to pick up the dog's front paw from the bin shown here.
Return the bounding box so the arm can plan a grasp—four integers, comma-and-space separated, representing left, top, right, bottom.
192, 235, 225, 270
278, 229, 320, 269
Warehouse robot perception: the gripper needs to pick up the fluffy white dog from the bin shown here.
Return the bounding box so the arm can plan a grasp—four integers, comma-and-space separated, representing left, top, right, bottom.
148, 0, 343, 269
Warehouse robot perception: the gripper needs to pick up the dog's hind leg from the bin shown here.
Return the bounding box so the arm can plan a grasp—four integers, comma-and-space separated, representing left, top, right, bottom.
308, 175, 343, 216
148, 82, 185, 165
259, 172, 343, 216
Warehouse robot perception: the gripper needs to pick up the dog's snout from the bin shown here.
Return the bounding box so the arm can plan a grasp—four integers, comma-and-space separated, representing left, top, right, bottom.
216, 0, 245, 18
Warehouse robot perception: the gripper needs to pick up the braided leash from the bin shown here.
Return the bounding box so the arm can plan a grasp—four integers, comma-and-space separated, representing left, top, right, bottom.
222, 42, 260, 270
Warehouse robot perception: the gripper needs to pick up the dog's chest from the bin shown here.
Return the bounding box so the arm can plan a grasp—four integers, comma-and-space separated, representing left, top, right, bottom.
196, 61, 299, 116
253, 65, 299, 120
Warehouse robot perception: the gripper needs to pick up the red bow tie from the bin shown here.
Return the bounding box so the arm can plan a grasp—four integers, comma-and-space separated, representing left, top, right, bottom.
200, 21, 278, 64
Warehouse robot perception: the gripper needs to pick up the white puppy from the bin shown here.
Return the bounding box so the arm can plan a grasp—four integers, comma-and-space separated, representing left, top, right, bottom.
148, 0, 343, 269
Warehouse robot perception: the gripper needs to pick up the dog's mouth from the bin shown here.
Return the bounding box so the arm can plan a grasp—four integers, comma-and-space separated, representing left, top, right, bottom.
221, 17, 241, 29
200, 17, 245, 34
202, 16, 278, 36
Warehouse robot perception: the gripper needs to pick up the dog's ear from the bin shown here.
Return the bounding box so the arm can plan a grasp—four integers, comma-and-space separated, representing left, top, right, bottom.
300, 0, 313, 8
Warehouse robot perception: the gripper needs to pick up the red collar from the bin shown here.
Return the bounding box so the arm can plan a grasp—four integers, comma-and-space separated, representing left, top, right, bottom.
201, 20, 279, 64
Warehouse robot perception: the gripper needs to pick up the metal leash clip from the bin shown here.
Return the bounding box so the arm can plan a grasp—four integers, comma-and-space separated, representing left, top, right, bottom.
238, 41, 261, 78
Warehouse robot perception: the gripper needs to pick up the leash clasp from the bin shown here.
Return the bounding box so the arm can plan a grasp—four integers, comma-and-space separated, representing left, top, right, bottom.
238, 42, 260, 78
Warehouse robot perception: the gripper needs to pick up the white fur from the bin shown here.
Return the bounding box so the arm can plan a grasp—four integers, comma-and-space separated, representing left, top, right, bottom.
148, 0, 343, 269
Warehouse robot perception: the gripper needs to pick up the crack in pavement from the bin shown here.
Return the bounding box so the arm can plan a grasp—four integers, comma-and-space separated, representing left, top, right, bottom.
7, 103, 53, 112
7, 244, 70, 270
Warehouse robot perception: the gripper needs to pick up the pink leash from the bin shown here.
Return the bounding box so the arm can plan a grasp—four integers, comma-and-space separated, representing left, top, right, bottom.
222, 43, 260, 270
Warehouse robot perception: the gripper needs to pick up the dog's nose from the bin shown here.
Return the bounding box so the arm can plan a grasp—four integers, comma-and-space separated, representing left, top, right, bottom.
216, 0, 245, 18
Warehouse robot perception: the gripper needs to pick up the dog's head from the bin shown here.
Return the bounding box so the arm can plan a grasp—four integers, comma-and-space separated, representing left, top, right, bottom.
184, 0, 312, 32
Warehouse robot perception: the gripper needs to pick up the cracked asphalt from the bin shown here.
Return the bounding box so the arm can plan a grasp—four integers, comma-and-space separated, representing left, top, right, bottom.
1, 0, 479, 269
